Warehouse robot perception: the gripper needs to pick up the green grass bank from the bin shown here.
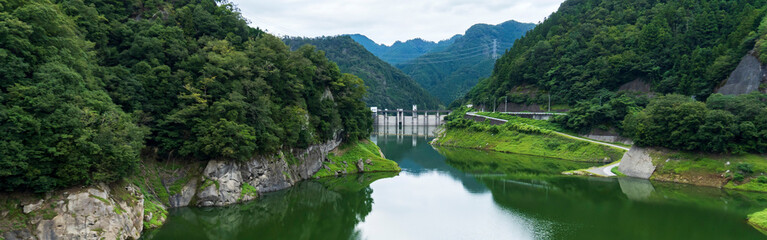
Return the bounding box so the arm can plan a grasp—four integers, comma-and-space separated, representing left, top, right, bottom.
434, 120, 625, 163
639, 148, 767, 192
313, 140, 401, 178
749, 209, 767, 235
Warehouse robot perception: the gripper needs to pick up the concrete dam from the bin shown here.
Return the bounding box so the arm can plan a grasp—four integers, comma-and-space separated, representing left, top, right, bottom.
371, 107, 450, 126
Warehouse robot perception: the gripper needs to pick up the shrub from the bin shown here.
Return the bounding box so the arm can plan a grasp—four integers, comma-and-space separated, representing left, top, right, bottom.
734, 173, 745, 182
737, 163, 755, 174
487, 126, 501, 134
468, 124, 487, 132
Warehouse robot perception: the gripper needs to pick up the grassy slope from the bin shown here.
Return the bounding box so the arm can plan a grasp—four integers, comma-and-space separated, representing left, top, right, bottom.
647, 149, 767, 192
435, 127, 625, 163
749, 209, 767, 235
313, 140, 401, 178
476, 112, 633, 147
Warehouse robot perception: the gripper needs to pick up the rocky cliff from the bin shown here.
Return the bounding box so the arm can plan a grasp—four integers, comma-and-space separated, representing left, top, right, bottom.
1, 137, 343, 240
195, 137, 341, 207
2, 183, 144, 240
716, 52, 766, 95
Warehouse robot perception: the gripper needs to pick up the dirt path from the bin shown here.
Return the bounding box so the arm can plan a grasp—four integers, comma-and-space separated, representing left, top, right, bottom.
585, 161, 621, 177
465, 112, 630, 177
466, 112, 630, 151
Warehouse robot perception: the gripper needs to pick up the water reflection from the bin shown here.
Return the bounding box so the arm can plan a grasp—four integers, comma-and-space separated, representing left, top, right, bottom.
148, 127, 767, 240
144, 172, 397, 240
357, 172, 539, 240
371, 125, 439, 138
479, 176, 767, 240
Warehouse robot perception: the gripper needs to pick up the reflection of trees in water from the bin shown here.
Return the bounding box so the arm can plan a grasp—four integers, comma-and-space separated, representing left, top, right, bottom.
477, 176, 767, 240
436, 147, 596, 176
146, 173, 396, 240
375, 135, 489, 194
435, 146, 598, 194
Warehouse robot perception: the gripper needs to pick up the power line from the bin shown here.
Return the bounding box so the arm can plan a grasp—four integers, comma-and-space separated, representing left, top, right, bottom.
371, 44, 490, 57
399, 52, 490, 65
379, 48, 488, 61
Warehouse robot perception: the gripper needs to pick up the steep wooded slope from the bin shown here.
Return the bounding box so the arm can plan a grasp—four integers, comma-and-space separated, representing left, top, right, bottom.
460, 0, 767, 107
284, 36, 443, 109
0, 0, 372, 192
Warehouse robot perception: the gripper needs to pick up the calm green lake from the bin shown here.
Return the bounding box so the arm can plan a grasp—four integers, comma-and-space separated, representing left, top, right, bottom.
144, 130, 767, 240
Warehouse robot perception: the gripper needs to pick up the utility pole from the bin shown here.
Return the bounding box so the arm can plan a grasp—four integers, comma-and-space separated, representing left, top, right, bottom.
492, 39, 498, 60
504, 96, 508, 113
548, 93, 551, 112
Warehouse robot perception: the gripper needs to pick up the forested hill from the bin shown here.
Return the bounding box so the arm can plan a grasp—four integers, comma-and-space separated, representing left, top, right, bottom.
349, 34, 458, 65
0, 0, 371, 192
398, 20, 536, 104
459, 0, 767, 108
284, 36, 443, 110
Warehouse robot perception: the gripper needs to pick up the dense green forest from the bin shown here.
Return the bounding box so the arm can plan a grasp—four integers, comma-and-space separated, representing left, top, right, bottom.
460, 0, 767, 108
624, 93, 767, 153
399, 20, 535, 104
349, 34, 457, 65
0, 0, 371, 192
283, 36, 443, 109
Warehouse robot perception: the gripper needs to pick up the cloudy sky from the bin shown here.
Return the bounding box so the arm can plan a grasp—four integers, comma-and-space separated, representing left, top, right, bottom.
229, 0, 565, 46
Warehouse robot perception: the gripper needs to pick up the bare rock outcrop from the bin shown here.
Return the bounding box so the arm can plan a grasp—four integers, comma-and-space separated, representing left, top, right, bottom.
717, 54, 765, 95
617, 146, 656, 179
196, 137, 342, 207
3, 183, 144, 240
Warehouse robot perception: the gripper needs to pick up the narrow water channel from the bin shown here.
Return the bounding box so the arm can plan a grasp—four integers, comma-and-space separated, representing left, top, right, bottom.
145, 127, 767, 240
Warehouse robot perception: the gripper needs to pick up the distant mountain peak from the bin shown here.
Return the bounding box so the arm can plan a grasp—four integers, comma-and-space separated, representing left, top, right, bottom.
348, 34, 457, 65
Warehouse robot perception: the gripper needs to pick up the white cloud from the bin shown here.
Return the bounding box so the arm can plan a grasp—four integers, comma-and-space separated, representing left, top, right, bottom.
229, 0, 564, 45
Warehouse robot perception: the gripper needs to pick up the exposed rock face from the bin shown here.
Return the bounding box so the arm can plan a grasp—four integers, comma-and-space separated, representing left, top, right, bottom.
2, 138, 344, 239
196, 137, 342, 207
3, 183, 144, 240
618, 78, 652, 93
618, 146, 656, 179
168, 179, 197, 208
717, 54, 765, 95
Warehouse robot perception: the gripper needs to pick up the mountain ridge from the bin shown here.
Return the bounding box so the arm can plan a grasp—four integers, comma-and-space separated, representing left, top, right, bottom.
284, 36, 444, 110
348, 34, 459, 65
397, 20, 536, 104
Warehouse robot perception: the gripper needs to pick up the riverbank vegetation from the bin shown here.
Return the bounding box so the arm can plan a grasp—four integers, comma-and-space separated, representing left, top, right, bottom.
749, 209, 767, 235
1, 0, 372, 193
437, 112, 625, 162
313, 140, 400, 178
635, 147, 767, 192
